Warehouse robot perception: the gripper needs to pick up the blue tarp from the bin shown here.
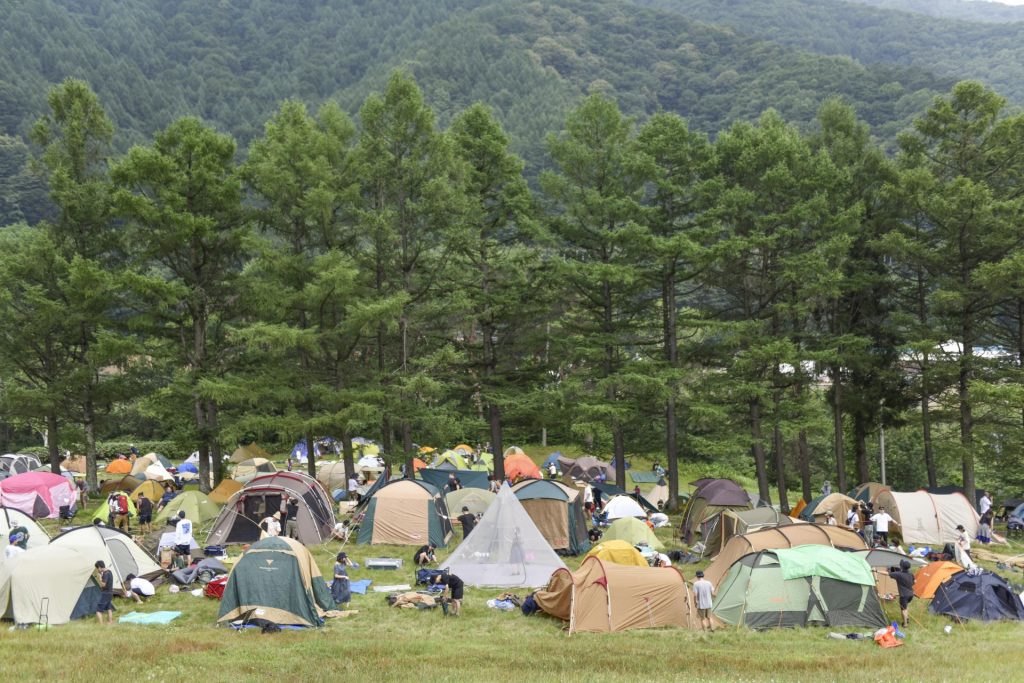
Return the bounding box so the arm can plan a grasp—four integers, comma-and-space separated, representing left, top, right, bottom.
118, 611, 182, 625
349, 579, 373, 595
177, 463, 198, 474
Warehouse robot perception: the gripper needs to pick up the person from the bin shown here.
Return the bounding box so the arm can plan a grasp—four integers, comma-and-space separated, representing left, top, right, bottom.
652, 552, 672, 567
331, 552, 353, 608
591, 483, 603, 512
446, 474, 462, 494
433, 571, 464, 617
955, 524, 973, 563
77, 477, 89, 510
846, 505, 860, 531
174, 510, 194, 566
286, 457, 293, 472
648, 511, 669, 528
413, 543, 437, 566
93, 561, 115, 625
487, 475, 500, 494
978, 510, 993, 544
4, 527, 29, 559
124, 573, 155, 604
156, 486, 177, 513
285, 497, 300, 539
348, 475, 359, 501
888, 559, 915, 627
978, 490, 992, 517
824, 511, 837, 526
331, 519, 352, 543
870, 506, 894, 546
821, 480, 832, 497
457, 506, 477, 538
548, 462, 557, 479
260, 511, 282, 538
114, 491, 131, 531
106, 493, 119, 527
693, 570, 716, 632
137, 493, 153, 534
633, 485, 642, 497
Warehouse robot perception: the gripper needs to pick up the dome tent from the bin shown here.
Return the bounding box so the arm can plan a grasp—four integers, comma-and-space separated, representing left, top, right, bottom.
930, 570, 1024, 622
512, 479, 590, 555
87, 494, 137, 523
504, 453, 542, 481
209, 479, 243, 505
155, 490, 221, 526
700, 507, 798, 558
229, 442, 272, 464
585, 540, 648, 567
603, 495, 646, 520
680, 478, 752, 543
99, 475, 142, 495
316, 461, 351, 493
0, 454, 41, 479
602, 516, 664, 550
798, 492, 859, 525
130, 452, 172, 477
105, 459, 132, 475
357, 479, 453, 547
914, 561, 964, 599
0, 506, 49, 551
50, 525, 163, 590
207, 472, 336, 546
0, 471, 77, 519
0, 545, 101, 626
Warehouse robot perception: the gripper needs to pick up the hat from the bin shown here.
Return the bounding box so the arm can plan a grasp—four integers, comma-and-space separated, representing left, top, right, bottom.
337, 552, 348, 561
695, 570, 704, 578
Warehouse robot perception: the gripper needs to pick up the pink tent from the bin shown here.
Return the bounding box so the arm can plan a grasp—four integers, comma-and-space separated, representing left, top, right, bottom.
0, 471, 77, 518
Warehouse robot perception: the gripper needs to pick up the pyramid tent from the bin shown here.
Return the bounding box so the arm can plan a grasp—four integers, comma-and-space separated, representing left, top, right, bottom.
63, 456, 88, 474
441, 484, 566, 588
602, 516, 664, 550
431, 450, 469, 470
0, 545, 101, 625
646, 479, 670, 509
154, 490, 221, 526
0, 506, 49, 551
130, 453, 172, 477
143, 462, 174, 482
49, 525, 163, 590
209, 479, 243, 505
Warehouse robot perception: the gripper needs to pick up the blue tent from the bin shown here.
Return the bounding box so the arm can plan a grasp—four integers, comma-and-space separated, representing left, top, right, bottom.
289, 437, 340, 463
418, 468, 489, 491
542, 452, 562, 470
178, 462, 198, 474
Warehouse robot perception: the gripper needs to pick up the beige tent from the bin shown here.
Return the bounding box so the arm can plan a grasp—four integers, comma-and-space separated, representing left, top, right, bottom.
129, 479, 165, 505
705, 524, 866, 586
0, 545, 100, 625
357, 479, 453, 547
50, 525, 163, 589
316, 461, 350, 493
872, 490, 980, 545
700, 507, 799, 558
799, 492, 859, 525
445, 488, 496, 517
535, 557, 697, 633
646, 481, 670, 509
231, 458, 277, 485
209, 479, 243, 505
229, 442, 273, 464
0, 506, 49, 551
130, 453, 171, 477
63, 456, 88, 474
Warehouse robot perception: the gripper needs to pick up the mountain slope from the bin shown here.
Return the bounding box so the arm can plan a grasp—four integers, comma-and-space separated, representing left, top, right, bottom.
845, 0, 1024, 24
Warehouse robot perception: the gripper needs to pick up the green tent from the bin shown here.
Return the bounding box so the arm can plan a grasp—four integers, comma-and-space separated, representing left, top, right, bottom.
88, 494, 137, 523
217, 536, 334, 627
713, 546, 887, 630
601, 516, 664, 550
154, 490, 221, 526
357, 479, 453, 547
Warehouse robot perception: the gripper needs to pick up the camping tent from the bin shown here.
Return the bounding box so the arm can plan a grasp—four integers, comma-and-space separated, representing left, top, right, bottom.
849, 482, 890, 504
431, 450, 469, 470
0, 471, 77, 519
0, 454, 41, 480
853, 548, 926, 597
440, 484, 567, 587
565, 456, 615, 483
49, 525, 163, 589
130, 453, 171, 477
602, 516, 664, 550
646, 478, 670, 509
872, 490, 979, 544
504, 446, 526, 458
231, 458, 277, 485
105, 459, 133, 475
209, 479, 243, 505
681, 479, 752, 543
154, 490, 221, 526
542, 452, 562, 472
930, 570, 1024, 622
63, 456, 87, 474
604, 495, 646, 520
419, 468, 489, 491
229, 442, 272, 464
99, 475, 142, 495
0, 506, 49, 551
316, 461, 351, 493
217, 536, 334, 628
357, 479, 453, 547
178, 462, 198, 475
207, 472, 336, 546
504, 453, 542, 481
704, 524, 866, 586
712, 546, 887, 630
0, 545, 101, 625
512, 479, 590, 555
289, 437, 340, 463
535, 557, 696, 633
584, 540, 648, 567
798, 492, 859, 525
914, 561, 964, 599
87, 494, 137, 523
129, 479, 165, 505
700, 507, 798, 558
445, 488, 495, 517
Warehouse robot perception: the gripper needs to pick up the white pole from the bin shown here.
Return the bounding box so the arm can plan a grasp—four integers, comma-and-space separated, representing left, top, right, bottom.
880, 423, 886, 486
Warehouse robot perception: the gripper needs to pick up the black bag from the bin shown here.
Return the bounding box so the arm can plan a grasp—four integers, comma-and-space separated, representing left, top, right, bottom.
521, 592, 539, 616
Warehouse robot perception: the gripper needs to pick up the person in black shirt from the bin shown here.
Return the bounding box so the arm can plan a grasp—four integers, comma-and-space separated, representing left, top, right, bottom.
888, 559, 915, 627
414, 543, 437, 566
457, 507, 476, 538
137, 494, 153, 533
433, 571, 464, 616
285, 498, 300, 539
93, 561, 115, 625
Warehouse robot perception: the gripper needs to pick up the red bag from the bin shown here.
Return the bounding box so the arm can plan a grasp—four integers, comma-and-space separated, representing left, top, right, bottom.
117, 495, 129, 515
204, 575, 228, 600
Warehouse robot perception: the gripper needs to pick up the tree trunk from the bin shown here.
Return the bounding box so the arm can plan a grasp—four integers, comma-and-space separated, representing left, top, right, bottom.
831, 365, 846, 492
666, 395, 680, 512
613, 424, 626, 487
960, 337, 975, 504
489, 403, 504, 482
750, 398, 771, 505
402, 420, 414, 478
853, 411, 870, 485
339, 426, 355, 484
921, 356, 937, 488
663, 266, 680, 512
772, 395, 788, 513
797, 429, 812, 503
381, 415, 393, 456
194, 397, 210, 492
207, 399, 220, 491
305, 434, 316, 479
46, 410, 61, 474
83, 397, 98, 492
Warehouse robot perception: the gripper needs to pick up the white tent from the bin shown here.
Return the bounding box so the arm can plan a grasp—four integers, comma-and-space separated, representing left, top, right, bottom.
49, 525, 163, 589
441, 484, 566, 588
0, 454, 42, 479
604, 495, 646, 520
873, 491, 979, 545
0, 506, 49, 551
0, 545, 100, 625
144, 463, 174, 482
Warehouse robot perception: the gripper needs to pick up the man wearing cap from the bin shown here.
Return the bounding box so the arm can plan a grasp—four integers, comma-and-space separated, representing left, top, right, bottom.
888, 559, 915, 627
457, 506, 477, 538
693, 570, 716, 632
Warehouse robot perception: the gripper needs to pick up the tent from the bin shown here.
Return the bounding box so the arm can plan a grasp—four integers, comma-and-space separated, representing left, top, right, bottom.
853, 547, 926, 597
357, 479, 453, 547
584, 540, 648, 567
849, 481, 890, 504
602, 516, 664, 550
930, 570, 1024, 622
453, 443, 474, 455
700, 507, 799, 558
419, 468, 489, 491
914, 561, 964, 599
604, 495, 646, 520
129, 479, 166, 505
229, 442, 272, 464
535, 557, 696, 633
217, 536, 334, 628
207, 472, 336, 546
63, 456, 88, 474
209, 479, 243, 505
681, 478, 752, 543
872, 490, 979, 544
178, 462, 198, 475
0, 506, 49, 551
87, 494, 137, 523
504, 446, 526, 458
231, 458, 277, 485
646, 478, 670, 509
99, 475, 143, 495
353, 438, 381, 456
431, 450, 469, 470
317, 461, 351, 493
565, 456, 615, 483
512, 479, 590, 555
130, 453, 171, 477
143, 463, 174, 482
0, 454, 41, 479
0, 471, 77, 519
504, 453, 542, 481
798, 492, 859, 525
712, 546, 887, 630
445, 487, 496, 517
704, 524, 866, 586
590, 481, 656, 513
289, 437, 340, 463
50, 525, 163, 589
105, 459, 132, 475
356, 455, 385, 476
154, 490, 221, 526
440, 484, 566, 587
541, 452, 562, 472
0, 545, 101, 625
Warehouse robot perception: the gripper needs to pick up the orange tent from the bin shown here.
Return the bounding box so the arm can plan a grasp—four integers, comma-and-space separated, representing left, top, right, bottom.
504, 454, 541, 480
453, 444, 474, 454
105, 459, 132, 474
412, 458, 427, 472
914, 561, 963, 599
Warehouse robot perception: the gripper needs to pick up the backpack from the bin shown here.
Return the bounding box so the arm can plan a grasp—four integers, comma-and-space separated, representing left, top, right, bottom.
117, 495, 129, 515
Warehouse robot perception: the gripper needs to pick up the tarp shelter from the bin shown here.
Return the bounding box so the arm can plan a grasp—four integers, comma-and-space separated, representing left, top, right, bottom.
873, 490, 979, 545
440, 484, 566, 587
0, 506, 49, 551
129, 480, 165, 505
0, 471, 77, 519
446, 488, 495, 517
512, 479, 590, 555
604, 495, 646, 520
130, 453, 171, 477
100, 475, 142, 495
705, 524, 866, 586
584, 540, 648, 567
504, 453, 542, 481
566, 456, 615, 483
849, 482, 890, 504
209, 479, 243, 505
535, 557, 696, 633
713, 546, 887, 630
0, 454, 41, 479
50, 525, 163, 589
930, 570, 1024, 622
229, 442, 272, 464
914, 561, 964, 599
798, 493, 859, 525
419, 468, 489, 492
217, 536, 334, 628
602, 516, 664, 550
700, 508, 799, 558
357, 479, 453, 547
154, 491, 220, 526
231, 458, 277, 485
207, 472, 336, 546
431, 450, 469, 470
105, 459, 133, 475
317, 461, 351, 493
681, 478, 752, 543
0, 545, 101, 625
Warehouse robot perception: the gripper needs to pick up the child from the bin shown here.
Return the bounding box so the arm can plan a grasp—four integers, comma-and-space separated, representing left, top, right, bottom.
331, 552, 353, 608
977, 510, 993, 544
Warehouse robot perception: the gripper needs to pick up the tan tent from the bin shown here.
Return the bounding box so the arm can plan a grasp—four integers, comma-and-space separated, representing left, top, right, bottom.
535, 557, 697, 633
229, 442, 273, 464
704, 524, 866, 586
99, 475, 142, 495
130, 453, 172, 477
445, 488, 496, 517
850, 481, 890, 504
646, 480, 670, 509
700, 507, 799, 558
316, 461, 350, 493
63, 456, 88, 474
873, 490, 979, 545
129, 479, 166, 505
209, 479, 243, 505
357, 479, 453, 547
0, 545, 100, 625
232, 458, 277, 485
799, 492, 859, 525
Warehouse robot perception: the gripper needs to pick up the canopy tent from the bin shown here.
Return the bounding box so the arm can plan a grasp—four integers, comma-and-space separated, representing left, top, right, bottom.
602, 516, 665, 550
207, 472, 336, 546
584, 540, 648, 567
930, 570, 1024, 622
504, 453, 542, 481
849, 481, 890, 504
100, 475, 142, 495
565, 456, 615, 483
0, 506, 49, 551
914, 561, 964, 599
445, 488, 496, 517
357, 479, 453, 547
209, 479, 243, 505
704, 524, 866, 587
603, 495, 646, 520
316, 461, 351, 493
853, 547, 926, 597
154, 490, 221, 526
535, 557, 696, 633
229, 442, 272, 464
430, 450, 469, 471
700, 507, 799, 558
0, 454, 41, 479
231, 458, 277, 485
713, 546, 887, 630
217, 536, 334, 628
419, 468, 489, 492
0, 471, 77, 519
50, 525, 163, 590
512, 479, 590, 555
129, 479, 165, 505
0, 545, 101, 626
440, 484, 566, 587
88, 494, 137, 523
681, 478, 753, 543
130, 453, 171, 477
873, 490, 980, 545
798, 492, 859, 525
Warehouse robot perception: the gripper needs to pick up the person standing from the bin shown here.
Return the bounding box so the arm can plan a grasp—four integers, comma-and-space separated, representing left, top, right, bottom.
331, 552, 354, 608
137, 494, 153, 534
846, 505, 860, 531
93, 561, 115, 625
978, 510, 993, 544
260, 511, 281, 538
955, 524, 974, 566
433, 571, 464, 616
348, 475, 359, 502
824, 511, 837, 526
870, 506, 894, 546
548, 462, 557, 479
174, 510, 194, 566
457, 506, 477, 538
4, 527, 29, 559
888, 560, 915, 628
978, 490, 992, 518
821, 480, 832, 497
285, 498, 300, 539
693, 570, 716, 632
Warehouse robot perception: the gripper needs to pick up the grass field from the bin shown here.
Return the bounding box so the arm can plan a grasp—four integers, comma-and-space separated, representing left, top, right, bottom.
3, 447, 1024, 682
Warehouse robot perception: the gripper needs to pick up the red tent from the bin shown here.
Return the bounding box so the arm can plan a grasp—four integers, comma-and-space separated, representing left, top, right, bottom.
0, 471, 77, 518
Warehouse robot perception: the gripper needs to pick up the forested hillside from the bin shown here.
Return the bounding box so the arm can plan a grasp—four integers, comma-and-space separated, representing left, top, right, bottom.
846, 0, 1024, 23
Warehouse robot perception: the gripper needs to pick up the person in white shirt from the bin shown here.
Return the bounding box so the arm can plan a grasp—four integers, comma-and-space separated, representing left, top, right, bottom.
693, 570, 717, 632
825, 511, 837, 526
978, 491, 991, 517
124, 573, 155, 603
870, 506, 894, 546
174, 511, 194, 565
348, 476, 359, 501
260, 511, 281, 538
4, 527, 29, 559
846, 506, 860, 530
955, 524, 976, 568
